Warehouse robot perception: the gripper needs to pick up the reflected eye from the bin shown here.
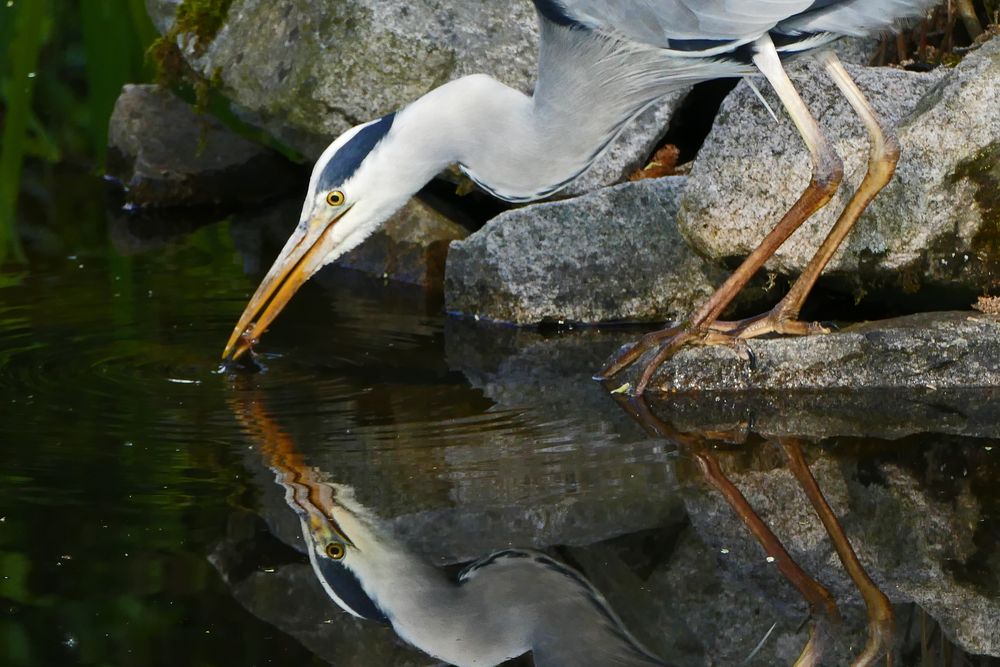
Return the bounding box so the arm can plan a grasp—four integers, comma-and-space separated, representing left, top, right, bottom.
326, 543, 346, 560
326, 190, 346, 207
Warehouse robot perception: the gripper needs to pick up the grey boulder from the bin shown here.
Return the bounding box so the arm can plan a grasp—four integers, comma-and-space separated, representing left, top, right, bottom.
445, 176, 741, 324
337, 199, 468, 289
148, 0, 538, 156
678, 37, 1000, 301
622, 311, 1000, 394
107, 84, 299, 207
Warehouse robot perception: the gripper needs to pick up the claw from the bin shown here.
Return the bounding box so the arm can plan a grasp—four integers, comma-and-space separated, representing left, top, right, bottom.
594, 342, 638, 379
731, 339, 757, 370
596, 326, 683, 381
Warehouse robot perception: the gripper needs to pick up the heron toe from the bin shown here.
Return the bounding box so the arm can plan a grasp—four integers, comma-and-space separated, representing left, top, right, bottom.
596, 308, 835, 395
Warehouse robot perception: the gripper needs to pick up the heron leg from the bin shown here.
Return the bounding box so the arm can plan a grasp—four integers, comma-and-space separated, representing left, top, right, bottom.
598, 35, 843, 393
740, 51, 901, 340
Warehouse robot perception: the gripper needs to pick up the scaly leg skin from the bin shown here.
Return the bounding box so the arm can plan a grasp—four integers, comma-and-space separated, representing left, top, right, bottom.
600, 47, 902, 395
598, 34, 844, 394
683, 50, 901, 348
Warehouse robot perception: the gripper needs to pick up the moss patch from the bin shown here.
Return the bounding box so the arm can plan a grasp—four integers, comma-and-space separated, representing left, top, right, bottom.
148, 0, 233, 79
173, 0, 234, 55
147, 0, 233, 112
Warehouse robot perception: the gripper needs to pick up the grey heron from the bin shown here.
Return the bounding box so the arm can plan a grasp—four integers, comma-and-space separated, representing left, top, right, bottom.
222, 0, 940, 394
234, 398, 668, 666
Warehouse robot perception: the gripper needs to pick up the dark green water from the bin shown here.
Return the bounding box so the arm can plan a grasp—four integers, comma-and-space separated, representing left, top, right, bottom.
2, 169, 999, 666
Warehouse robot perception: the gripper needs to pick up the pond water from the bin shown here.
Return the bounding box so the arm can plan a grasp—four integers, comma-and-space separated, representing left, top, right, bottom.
2, 169, 998, 666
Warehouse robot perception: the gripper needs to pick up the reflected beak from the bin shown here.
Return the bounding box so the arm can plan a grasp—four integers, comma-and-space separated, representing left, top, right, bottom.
222, 207, 351, 360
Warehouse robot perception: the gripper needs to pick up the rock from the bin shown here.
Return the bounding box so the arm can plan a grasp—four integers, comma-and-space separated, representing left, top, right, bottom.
108, 207, 220, 255
445, 176, 752, 324
148, 0, 539, 157
651, 385, 1000, 440
620, 311, 1000, 394
445, 314, 1000, 439
106, 84, 299, 207
144, 0, 180, 34
830, 35, 880, 66
678, 38, 1000, 302
337, 199, 468, 288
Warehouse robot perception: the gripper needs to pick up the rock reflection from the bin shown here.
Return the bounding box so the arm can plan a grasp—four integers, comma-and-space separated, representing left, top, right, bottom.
447, 322, 998, 661
615, 393, 996, 666
227, 393, 668, 667
619, 396, 842, 666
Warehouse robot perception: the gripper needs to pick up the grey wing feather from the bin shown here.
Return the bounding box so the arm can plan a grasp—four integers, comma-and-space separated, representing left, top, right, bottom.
554, 0, 818, 43
778, 0, 940, 35
552, 0, 939, 43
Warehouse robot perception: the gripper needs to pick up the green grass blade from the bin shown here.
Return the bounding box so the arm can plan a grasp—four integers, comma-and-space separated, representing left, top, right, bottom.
0, 0, 50, 265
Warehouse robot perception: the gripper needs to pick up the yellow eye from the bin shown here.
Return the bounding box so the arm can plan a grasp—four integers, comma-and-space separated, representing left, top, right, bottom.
326, 190, 346, 207
326, 543, 346, 560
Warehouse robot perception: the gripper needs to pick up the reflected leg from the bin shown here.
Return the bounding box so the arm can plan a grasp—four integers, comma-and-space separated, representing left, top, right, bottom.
619, 396, 841, 665
778, 438, 894, 667
692, 452, 841, 625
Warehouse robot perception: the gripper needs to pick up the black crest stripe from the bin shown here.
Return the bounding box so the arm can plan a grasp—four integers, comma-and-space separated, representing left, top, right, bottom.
316, 558, 389, 624
318, 112, 396, 191
532, 0, 587, 29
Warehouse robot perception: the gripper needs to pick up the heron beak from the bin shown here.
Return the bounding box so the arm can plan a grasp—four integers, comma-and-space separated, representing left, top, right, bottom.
222, 206, 352, 360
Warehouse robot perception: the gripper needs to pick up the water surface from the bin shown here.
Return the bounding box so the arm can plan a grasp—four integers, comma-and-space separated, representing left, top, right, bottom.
2, 170, 998, 666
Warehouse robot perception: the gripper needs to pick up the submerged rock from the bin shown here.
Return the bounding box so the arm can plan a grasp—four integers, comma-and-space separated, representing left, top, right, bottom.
678, 37, 1000, 303
445, 177, 749, 324
620, 311, 1000, 394
106, 84, 299, 207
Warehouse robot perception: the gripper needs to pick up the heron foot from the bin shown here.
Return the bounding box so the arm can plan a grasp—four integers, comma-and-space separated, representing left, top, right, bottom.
596, 307, 831, 395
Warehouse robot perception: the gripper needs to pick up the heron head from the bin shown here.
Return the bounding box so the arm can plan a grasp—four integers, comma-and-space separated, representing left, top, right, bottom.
299, 493, 391, 624
222, 112, 406, 361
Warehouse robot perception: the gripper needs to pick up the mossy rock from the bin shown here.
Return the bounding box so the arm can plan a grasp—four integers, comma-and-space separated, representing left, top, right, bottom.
145, 0, 540, 157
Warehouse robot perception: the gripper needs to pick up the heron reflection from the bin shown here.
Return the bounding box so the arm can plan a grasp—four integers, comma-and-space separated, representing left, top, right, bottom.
231, 397, 667, 667
616, 394, 895, 667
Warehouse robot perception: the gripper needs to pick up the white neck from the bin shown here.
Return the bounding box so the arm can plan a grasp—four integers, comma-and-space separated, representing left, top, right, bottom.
380, 24, 694, 203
